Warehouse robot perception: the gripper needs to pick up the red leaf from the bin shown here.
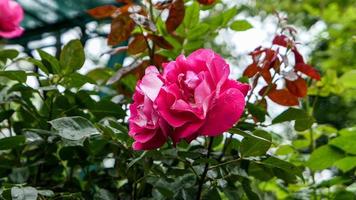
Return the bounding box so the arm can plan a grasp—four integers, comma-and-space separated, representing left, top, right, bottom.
268, 88, 299, 106
108, 14, 136, 46
197, 0, 215, 5
148, 35, 173, 50
286, 77, 307, 97
166, 0, 185, 33
295, 63, 321, 80
116, 0, 133, 3
272, 35, 290, 47
128, 34, 147, 55
292, 48, 304, 64
243, 63, 258, 77
87, 5, 118, 19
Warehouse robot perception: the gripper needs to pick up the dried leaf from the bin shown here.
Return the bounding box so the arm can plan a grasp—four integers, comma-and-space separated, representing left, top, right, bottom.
295, 63, 321, 80
286, 77, 307, 98
166, 0, 185, 33
260, 68, 272, 83
268, 88, 299, 106
128, 34, 147, 55
87, 5, 118, 19
148, 35, 173, 50
108, 14, 135, 46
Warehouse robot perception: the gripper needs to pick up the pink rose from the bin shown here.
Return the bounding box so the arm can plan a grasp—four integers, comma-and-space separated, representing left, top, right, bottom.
129, 66, 171, 150
156, 49, 250, 143
0, 0, 24, 39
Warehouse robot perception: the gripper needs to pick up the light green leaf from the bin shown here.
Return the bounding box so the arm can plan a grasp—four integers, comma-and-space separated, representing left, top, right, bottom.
183, 1, 200, 29
230, 20, 253, 31
187, 23, 210, 39
0, 70, 27, 82
60, 39, 85, 74
340, 70, 356, 88
49, 116, 99, 141
307, 145, 344, 171
329, 132, 356, 154
335, 157, 356, 172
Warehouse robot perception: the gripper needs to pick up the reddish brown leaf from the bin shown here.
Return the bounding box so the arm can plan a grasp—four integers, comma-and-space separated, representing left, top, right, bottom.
154, 0, 173, 10
87, 5, 118, 19
243, 63, 258, 77
258, 84, 276, 96
197, 0, 215, 5
295, 63, 321, 80
128, 34, 147, 55
292, 48, 305, 64
148, 35, 173, 50
166, 0, 185, 33
108, 14, 135, 46
268, 88, 299, 106
130, 13, 157, 31
260, 68, 272, 83
153, 54, 168, 67
286, 77, 307, 97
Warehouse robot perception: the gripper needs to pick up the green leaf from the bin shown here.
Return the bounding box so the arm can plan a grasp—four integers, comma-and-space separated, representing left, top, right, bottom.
187, 23, 210, 40
0, 70, 27, 82
261, 156, 303, 178
26, 57, 49, 75
340, 70, 356, 88
307, 145, 344, 171
247, 103, 266, 122
240, 130, 271, 156
60, 39, 85, 74
0, 135, 26, 150
62, 72, 96, 88
241, 178, 260, 200
230, 20, 253, 31
183, 1, 200, 29
330, 132, 356, 154
0, 49, 19, 62
272, 108, 314, 131
49, 116, 99, 142
222, 8, 238, 27
334, 157, 356, 172
37, 49, 60, 74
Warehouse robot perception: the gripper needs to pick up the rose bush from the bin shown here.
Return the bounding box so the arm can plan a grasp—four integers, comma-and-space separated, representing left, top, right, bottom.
0, 0, 24, 38
129, 49, 250, 149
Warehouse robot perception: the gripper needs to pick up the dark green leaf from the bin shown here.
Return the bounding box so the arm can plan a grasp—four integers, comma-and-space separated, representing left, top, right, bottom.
26, 57, 49, 75
0, 49, 19, 62
0, 70, 27, 82
240, 130, 271, 156
0, 135, 26, 150
37, 49, 60, 74
0, 109, 14, 122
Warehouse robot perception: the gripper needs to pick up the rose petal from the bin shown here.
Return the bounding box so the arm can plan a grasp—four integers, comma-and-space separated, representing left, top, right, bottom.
200, 88, 246, 136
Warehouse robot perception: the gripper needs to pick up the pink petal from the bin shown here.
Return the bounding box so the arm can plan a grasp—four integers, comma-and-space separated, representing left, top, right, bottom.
171, 120, 204, 144
139, 66, 163, 101
132, 129, 167, 150
200, 88, 246, 136
222, 80, 250, 96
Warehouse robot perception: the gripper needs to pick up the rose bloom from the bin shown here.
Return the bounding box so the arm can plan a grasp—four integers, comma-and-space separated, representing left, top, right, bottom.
128, 66, 171, 150
0, 0, 24, 39
156, 49, 249, 144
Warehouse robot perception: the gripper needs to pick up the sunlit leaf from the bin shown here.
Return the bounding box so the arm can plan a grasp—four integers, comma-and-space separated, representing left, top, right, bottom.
87, 5, 118, 19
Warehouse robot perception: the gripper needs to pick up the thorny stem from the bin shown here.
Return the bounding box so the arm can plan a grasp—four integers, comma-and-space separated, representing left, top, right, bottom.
196, 137, 214, 200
